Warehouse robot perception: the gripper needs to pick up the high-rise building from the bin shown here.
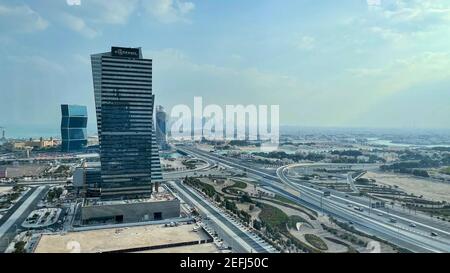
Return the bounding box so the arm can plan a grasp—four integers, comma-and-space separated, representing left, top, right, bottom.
91, 46, 162, 199
61, 104, 88, 152
155, 105, 168, 150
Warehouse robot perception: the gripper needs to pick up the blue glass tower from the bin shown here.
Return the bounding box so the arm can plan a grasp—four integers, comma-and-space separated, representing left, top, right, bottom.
61, 104, 88, 152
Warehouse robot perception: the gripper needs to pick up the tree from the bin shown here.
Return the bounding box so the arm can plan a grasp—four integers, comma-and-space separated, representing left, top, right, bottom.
13, 241, 26, 253
240, 194, 252, 203
253, 220, 262, 230
215, 195, 221, 203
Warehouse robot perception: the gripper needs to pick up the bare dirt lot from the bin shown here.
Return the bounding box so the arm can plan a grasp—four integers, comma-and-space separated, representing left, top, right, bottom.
365, 171, 450, 203
0, 187, 12, 194
35, 223, 213, 253
2, 165, 48, 178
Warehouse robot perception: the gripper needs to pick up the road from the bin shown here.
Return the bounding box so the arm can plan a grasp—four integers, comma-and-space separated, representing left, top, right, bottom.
169, 180, 276, 253
179, 146, 450, 253
0, 186, 49, 252
347, 172, 360, 193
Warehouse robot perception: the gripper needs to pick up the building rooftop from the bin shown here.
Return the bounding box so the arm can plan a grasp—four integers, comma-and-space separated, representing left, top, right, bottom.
34, 223, 216, 253
135, 243, 222, 253
83, 190, 176, 207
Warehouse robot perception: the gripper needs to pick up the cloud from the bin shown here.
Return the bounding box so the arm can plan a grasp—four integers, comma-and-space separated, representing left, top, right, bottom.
73, 54, 90, 65
66, 0, 81, 6
0, 3, 49, 33
359, 1, 450, 50
295, 35, 316, 50
59, 0, 197, 37
343, 51, 450, 121
144, 48, 308, 120
59, 12, 98, 38
142, 0, 195, 24
88, 0, 139, 25
7, 55, 65, 74
370, 26, 405, 44
371, 0, 450, 24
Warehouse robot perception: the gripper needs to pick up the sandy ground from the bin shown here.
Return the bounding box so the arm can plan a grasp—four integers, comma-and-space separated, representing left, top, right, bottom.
0, 187, 12, 194
236, 202, 261, 220
161, 158, 186, 170
4, 165, 47, 178
365, 171, 450, 203
35, 223, 211, 253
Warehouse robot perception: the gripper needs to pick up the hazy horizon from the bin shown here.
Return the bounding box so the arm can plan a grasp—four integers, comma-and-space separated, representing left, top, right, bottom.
4, 123, 450, 140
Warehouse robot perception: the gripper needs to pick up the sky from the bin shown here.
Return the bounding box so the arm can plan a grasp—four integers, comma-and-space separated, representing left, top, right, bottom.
1, 0, 450, 137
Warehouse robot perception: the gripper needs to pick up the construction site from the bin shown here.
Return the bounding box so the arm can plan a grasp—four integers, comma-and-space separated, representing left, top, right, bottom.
33, 222, 222, 253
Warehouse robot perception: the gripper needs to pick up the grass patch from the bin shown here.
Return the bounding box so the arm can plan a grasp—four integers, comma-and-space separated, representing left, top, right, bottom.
222, 181, 248, 195
257, 202, 323, 253
304, 234, 328, 251
232, 181, 248, 189
439, 167, 450, 175
287, 215, 314, 229
258, 203, 290, 232
274, 195, 297, 206
184, 177, 218, 198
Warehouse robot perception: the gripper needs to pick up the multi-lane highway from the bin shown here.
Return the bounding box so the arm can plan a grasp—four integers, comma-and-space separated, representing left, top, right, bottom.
179, 146, 450, 253
0, 186, 49, 252
169, 180, 276, 253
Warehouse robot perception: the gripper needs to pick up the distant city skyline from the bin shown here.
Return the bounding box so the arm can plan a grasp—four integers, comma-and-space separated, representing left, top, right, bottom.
1, 0, 450, 138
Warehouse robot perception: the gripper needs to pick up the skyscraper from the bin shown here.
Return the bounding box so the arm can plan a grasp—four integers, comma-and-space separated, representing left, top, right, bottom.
91, 46, 162, 199
155, 105, 168, 150
61, 104, 88, 152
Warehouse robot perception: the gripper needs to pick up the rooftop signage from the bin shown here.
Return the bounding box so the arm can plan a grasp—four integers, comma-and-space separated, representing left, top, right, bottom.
111, 47, 140, 58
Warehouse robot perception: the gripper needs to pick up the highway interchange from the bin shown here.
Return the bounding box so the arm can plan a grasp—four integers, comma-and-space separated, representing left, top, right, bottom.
178, 145, 450, 253
1, 146, 449, 253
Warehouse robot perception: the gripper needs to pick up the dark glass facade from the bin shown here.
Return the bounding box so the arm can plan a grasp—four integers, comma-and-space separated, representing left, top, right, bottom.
61, 104, 88, 152
156, 105, 167, 149
91, 47, 163, 199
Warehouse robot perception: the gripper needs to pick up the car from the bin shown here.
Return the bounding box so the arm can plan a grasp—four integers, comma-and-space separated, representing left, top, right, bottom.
348, 204, 353, 208
345, 195, 349, 198
377, 213, 383, 217
431, 232, 438, 237
348, 221, 354, 225
389, 218, 397, 223
409, 223, 417, 228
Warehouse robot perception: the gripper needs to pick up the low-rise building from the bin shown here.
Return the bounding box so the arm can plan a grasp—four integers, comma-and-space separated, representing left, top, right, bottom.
25, 138, 56, 149
81, 189, 181, 224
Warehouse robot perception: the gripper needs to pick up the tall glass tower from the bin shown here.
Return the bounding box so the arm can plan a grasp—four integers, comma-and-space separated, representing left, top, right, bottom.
61, 104, 88, 152
155, 105, 168, 150
91, 47, 162, 199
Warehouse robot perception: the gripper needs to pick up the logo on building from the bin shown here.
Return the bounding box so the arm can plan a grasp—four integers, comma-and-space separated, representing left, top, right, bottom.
111, 47, 140, 58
